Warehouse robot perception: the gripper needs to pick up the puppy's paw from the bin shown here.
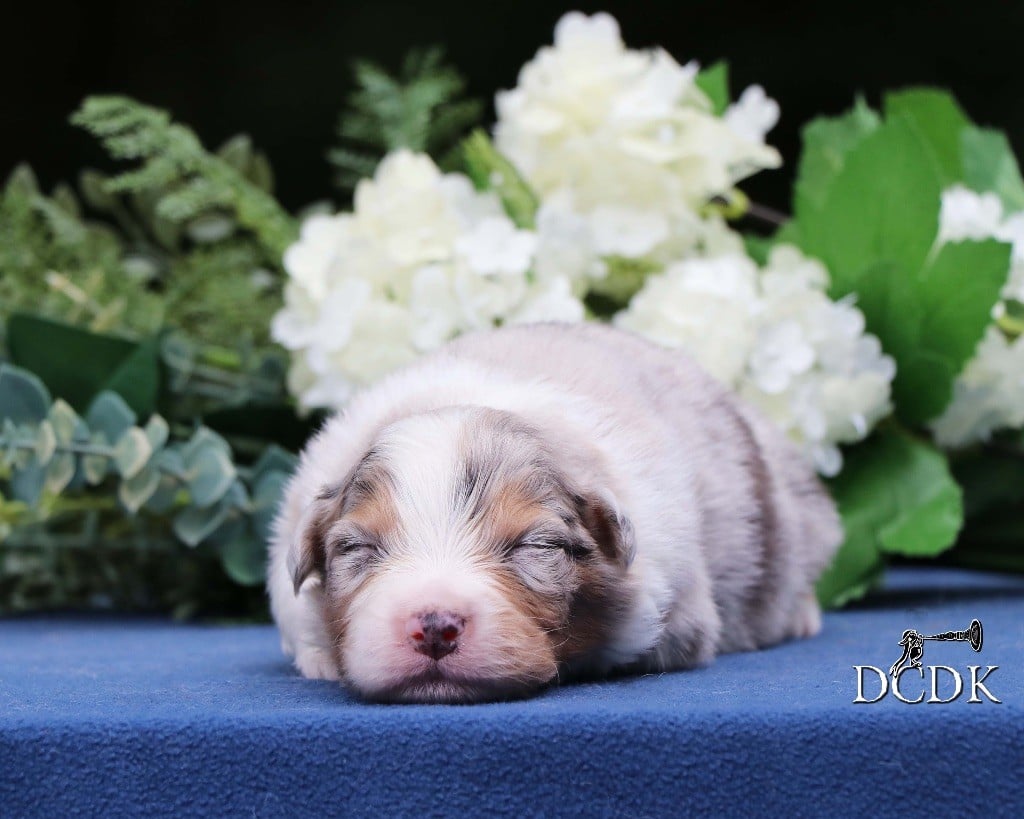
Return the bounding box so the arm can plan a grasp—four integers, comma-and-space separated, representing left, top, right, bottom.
293, 646, 341, 681
792, 594, 822, 639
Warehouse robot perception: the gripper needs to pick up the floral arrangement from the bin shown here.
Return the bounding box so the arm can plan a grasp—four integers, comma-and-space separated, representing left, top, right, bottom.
2, 12, 1023, 617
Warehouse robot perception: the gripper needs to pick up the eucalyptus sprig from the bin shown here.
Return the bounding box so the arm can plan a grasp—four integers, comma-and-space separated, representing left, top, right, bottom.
0, 364, 295, 588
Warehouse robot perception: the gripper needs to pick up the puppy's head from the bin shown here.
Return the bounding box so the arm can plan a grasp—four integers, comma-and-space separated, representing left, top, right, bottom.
289, 406, 636, 703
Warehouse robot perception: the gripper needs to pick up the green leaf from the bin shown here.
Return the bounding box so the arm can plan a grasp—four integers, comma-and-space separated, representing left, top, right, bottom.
743, 234, 774, 267
462, 130, 539, 228
143, 474, 183, 514
185, 213, 235, 243
217, 134, 254, 173
10, 457, 45, 505
48, 400, 80, 446
951, 449, 1024, 519
172, 480, 247, 547
855, 240, 1010, 425
78, 168, 117, 211
44, 453, 76, 496
0, 364, 52, 425
113, 427, 154, 479
34, 420, 57, 465
143, 414, 169, 452
219, 531, 267, 586
145, 450, 187, 513
695, 61, 730, 116
119, 463, 161, 514
883, 87, 970, 183
794, 116, 945, 297
961, 126, 1024, 212
329, 47, 482, 194
585, 256, 660, 312
72, 96, 297, 258
794, 97, 880, 215
172, 501, 232, 548
183, 434, 237, 508
251, 444, 298, 483
101, 337, 162, 416
818, 430, 963, 608
252, 469, 290, 543
6, 163, 40, 196
82, 431, 111, 485
6, 314, 160, 416
180, 426, 232, 463
817, 560, 885, 610
86, 392, 137, 443
153, 447, 185, 478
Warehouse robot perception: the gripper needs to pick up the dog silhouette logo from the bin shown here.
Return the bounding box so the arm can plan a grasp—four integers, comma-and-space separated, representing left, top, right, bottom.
889, 619, 983, 678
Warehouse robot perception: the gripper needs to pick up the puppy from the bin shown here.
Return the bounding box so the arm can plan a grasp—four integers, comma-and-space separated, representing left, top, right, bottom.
268, 322, 841, 703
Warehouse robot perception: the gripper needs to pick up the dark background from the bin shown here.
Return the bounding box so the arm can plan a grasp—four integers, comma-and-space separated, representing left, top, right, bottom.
6, 0, 1023, 213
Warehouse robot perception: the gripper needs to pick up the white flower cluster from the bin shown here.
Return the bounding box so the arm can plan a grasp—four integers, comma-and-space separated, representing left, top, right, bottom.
271, 12, 896, 477
931, 185, 1024, 446
494, 11, 781, 260
271, 150, 602, 409
615, 245, 895, 475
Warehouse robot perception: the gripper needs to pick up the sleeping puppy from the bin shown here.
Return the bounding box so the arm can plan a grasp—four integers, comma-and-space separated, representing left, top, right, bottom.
268, 322, 842, 703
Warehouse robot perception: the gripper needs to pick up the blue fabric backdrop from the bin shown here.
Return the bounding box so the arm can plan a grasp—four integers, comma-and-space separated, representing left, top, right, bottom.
1, 567, 1021, 818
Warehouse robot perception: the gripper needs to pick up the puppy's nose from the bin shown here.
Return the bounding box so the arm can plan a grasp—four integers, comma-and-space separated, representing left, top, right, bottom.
406, 611, 464, 660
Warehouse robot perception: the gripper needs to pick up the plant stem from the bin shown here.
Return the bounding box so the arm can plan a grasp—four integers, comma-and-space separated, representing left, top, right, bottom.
1, 437, 115, 457
746, 201, 789, 227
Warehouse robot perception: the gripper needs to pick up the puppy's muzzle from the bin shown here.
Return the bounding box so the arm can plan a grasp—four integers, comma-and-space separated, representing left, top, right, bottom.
406, 611, 465, 661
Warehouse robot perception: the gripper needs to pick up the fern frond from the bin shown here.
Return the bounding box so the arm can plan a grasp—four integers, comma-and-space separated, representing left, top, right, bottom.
71, 96, 297, 258
329, 47, 483, 193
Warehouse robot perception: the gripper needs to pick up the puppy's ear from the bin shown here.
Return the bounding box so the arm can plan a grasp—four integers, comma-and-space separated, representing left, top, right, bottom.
287, 484, 345, 595
577, 488, 636, 569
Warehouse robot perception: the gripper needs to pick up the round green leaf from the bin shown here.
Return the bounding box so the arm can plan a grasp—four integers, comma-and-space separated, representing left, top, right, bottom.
34, 421, 57, 465
86, 392, 137, 444
45, 453, 76, 496
173, 502, 232, 548
82, 432, 111, 485
119, 463, 161, 514
0, 364, 52, 425
252, 470, 290, 543
113, 427, 153, 479
818, 429, 964, 609
144, 414, 169, 452
220, 531, 267, 586
184, 445, 236, 508
48, 400, 80, 446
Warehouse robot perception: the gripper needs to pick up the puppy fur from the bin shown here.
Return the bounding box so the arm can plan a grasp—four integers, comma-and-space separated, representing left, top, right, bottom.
268, 322, 842, 703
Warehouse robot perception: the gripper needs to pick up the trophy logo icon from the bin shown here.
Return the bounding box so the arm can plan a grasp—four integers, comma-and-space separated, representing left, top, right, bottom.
889, 619, 984, 678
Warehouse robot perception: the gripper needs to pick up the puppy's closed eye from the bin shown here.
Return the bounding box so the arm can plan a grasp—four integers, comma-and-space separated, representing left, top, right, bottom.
332, 535, 377, 554
327, 526, 382, 571
510, 533, 591, 561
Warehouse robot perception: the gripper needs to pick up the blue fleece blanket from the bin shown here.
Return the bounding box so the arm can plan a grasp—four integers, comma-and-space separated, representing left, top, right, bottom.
1, 567, 1021, 818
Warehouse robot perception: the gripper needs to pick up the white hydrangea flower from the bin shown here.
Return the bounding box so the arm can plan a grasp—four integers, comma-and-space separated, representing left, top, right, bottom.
272, 150, 598, 410
494, 11, 781, 258
615, 244, 894, 475
724, 85, 781, 145
932, 328, 1024, 447
615, 254, 761, 384
588, 206, 670, 258
931, 185, 1024, 445
454, 217, 537, 276
532, 192, 608, 286
937, 186, 1004, 244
